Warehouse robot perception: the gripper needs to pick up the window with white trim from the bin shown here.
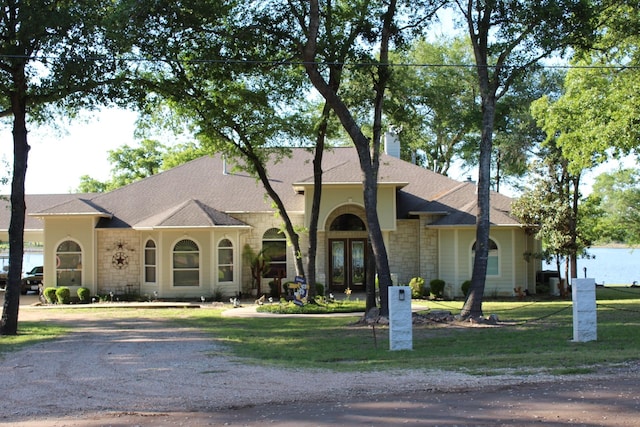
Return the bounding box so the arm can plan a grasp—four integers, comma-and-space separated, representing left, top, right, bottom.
472, 238, 499, 276
173, 239, 199, 286
56, 240, 82, 286
262, 228, 286, 278
218, 239, 233, 282
144, 239, 157, 283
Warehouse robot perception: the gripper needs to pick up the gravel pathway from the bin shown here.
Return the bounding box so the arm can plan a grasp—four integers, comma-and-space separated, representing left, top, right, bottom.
1, 305, 639, 426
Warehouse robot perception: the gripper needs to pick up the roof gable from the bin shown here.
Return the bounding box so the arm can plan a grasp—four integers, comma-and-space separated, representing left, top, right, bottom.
133, 199, 248, 228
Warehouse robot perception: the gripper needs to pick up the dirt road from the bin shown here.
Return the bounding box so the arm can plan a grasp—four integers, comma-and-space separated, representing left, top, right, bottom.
1, 298, 639, 426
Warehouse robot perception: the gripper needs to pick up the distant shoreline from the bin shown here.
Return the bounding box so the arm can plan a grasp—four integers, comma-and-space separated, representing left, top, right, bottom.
592, 244, 639, 249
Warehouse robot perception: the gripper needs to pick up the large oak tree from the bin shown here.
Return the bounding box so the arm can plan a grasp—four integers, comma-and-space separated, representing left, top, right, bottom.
453, 0, 598, 318
1, 0, 126, 334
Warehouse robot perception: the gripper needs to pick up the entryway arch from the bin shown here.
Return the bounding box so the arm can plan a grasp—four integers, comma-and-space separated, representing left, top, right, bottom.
325, 206, 368, 292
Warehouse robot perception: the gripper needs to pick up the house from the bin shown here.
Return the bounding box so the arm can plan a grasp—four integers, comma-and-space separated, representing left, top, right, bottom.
0, 141, 541, 300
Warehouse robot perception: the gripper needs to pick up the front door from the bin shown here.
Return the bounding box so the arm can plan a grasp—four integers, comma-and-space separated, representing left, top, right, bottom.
329, 238, 366, 292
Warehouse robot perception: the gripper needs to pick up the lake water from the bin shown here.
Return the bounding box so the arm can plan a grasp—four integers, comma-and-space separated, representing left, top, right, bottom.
6, 247, 640, 285
543, 247, 640, 286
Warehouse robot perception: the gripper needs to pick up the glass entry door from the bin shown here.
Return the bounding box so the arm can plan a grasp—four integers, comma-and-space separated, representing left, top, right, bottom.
329, 238, 367, 291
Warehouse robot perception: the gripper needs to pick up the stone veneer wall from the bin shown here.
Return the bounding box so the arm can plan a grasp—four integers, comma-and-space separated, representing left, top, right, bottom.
97, 231, 141, 295
388, 219, 420, 285
419, 215, 439, 284
232, 212, 307, 295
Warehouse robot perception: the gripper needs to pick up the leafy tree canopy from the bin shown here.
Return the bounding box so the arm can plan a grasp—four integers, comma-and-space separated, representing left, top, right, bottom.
585, 168, 640, 245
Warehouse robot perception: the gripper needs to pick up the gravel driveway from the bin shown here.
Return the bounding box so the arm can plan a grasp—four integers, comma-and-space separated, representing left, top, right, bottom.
1, 303, 640, 426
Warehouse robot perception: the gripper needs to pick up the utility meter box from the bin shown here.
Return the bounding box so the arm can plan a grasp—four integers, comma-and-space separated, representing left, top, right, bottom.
389, 286, 413, 351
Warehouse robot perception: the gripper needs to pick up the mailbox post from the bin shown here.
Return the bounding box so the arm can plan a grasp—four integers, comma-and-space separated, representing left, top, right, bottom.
389, 286, 413, 351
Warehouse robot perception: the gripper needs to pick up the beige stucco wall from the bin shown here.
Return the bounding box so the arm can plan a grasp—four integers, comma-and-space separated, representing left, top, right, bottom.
41, 216, 100, 294
306, 184, 397, 232
37, 203, 540, 301
436, 227, 540, 297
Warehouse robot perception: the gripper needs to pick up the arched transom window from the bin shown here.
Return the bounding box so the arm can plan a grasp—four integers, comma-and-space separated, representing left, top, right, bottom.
472, 238, 499, 276
330, 214, 366, 231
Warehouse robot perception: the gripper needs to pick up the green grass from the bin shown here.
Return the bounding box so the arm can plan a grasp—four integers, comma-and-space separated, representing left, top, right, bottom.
4, 287, 640, 376
174, 288, 640, 374
0, 321, 68, 359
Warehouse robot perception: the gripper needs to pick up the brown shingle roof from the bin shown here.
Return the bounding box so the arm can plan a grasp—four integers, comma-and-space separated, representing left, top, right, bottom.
2, 147, 522, 231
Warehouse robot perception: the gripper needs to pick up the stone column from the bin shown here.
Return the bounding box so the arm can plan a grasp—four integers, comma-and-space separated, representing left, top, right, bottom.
571, 278, 597, 342
389, 286, 413, 351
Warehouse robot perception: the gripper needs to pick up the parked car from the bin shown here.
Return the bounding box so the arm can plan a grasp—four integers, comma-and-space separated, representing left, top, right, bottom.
21, 266, 43, 294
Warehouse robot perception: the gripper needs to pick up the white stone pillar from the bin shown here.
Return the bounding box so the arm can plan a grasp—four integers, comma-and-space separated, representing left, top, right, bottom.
389, 286, 413, 351
571, 278, 597, 342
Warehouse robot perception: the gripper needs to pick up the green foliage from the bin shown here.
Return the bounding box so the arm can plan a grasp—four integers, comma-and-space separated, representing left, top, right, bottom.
429, 279, 445, 299
43, 287, 57, 304
409, 277, 425, 298
387, 37, 480, 175
461, 280, 471, 297
531, 3, 640, 174
257, 299, 365, 314
585, 168, 640, 245
511, 140, 591, 270
77, 287, 91, 303
315, 282, 325, 296
55, 287, 71, 305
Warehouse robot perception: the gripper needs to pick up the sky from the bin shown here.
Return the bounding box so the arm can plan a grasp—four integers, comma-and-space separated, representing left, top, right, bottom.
1, 108, 139, 194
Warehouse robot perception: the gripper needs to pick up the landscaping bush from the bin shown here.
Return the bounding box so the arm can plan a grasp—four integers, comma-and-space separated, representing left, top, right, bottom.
43, 287, 57, 304
55, 286, 71, 304
461, 280, 471, 297
429, 279, 445, 299
315, 282, 325, 296
409, 277, 425, 298
77, 287, 90, 303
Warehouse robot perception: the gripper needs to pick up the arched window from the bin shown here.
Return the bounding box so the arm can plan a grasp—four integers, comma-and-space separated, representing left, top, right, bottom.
218, 239, 233, 282
56, 240, 82, 286
330, 214, 366, 231
173, 239, 199, 286
472, 239, 499, 276
262, 228, 286, 278
144, 239, 157, 284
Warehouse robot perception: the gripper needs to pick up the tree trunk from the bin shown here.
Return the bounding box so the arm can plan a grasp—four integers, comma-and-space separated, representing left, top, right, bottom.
303, 0, 396, 316
460, 91, 496, 319
1, 68, 29, 336
306, 103, 329, 300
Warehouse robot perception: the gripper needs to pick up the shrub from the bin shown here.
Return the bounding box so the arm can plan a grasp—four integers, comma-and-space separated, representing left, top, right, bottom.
461, 280, 471, 297
43, 287, 57, 304
315, 282, 325, 296
55, 286, 71, 304
429, 279, 445, 299
409, 277, 425, 298
77, 287, 90, 303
